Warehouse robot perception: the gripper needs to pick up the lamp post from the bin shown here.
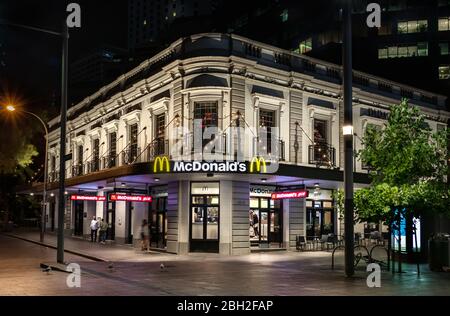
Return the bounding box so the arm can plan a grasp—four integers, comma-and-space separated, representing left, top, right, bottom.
5, 106, 49, 243
0, 19, 69, 264
342, 0, 355, 277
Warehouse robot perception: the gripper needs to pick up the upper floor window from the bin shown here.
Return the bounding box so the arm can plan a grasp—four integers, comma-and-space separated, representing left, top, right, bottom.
280, 9, 288, 22
378, 42, 427, 59
397, 20, 428, 34
313, 119, 328, 145
439, 65, 450, 80
259, 109, 276, 154
194, 102, 219, 150
299, 38, 312, 54
439, 42, 449, 55
439, 17, 450, 31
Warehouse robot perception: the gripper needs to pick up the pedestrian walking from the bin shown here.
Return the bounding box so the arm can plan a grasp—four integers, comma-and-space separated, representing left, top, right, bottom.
90, 216, 99, 242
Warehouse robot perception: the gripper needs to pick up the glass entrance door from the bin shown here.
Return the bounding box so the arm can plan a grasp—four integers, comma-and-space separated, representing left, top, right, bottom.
74, 201, 84, 236
306, 207, 335, 239
106, 201, 115, 240
150, 197, 167, 249
190, 182, 220, 253
250, 197, 282, 247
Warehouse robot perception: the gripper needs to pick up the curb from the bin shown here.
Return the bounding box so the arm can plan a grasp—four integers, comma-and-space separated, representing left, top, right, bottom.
3, 233, 107, 262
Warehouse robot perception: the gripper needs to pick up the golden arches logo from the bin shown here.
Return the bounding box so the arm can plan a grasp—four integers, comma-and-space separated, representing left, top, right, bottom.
249, 157, 267, 173
153, 156, 170, 173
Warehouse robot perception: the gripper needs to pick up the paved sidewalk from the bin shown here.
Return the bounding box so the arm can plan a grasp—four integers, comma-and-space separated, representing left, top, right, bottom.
5, 229, 167, 262
2, 232, 450, 295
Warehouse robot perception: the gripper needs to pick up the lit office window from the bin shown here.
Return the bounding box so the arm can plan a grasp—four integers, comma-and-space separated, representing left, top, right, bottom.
417, 42, 428, 56
280, 9, 288, 22
439, 65, 450, 80
397, 20, 428, 33
438, 17, 450, 31
439, 42, 449, 55
378, 48, 388, 59
299, 38, 312, 54
388, 46, 398, 58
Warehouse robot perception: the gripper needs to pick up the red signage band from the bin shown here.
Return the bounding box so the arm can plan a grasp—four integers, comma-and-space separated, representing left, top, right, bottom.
271, 190, 309, 200
109, 194, 152, 202
70, 195, 106, 201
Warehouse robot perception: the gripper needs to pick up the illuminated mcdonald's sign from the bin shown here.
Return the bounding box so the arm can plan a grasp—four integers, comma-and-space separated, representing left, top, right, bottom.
249, 157, 267, 173
70, 195, 106, 201
271, 190, 309, 200
153, 156, 170, 173
109, 194, 152, 202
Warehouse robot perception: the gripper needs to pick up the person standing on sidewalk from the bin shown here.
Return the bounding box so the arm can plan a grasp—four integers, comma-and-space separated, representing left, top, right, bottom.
140, 219, 150, 252
99, 218, 108, 244
90, 216, 99, 242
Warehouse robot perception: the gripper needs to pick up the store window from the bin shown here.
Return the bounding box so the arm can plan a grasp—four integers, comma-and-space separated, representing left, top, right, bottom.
249, 185, 282, 247
439, 65, 450, 80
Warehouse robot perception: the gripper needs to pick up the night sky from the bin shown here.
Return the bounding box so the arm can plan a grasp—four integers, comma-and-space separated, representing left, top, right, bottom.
0, 0, 128, 116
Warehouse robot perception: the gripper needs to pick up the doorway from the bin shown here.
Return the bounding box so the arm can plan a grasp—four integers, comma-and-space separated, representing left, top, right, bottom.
306, 202, 335, 239
190, 182, 220, 253
74, 201, 84, 236
150, 196, 167, 249
106, 201, 115, 240
249, 197, 282, 247
125, 202, 133, 244
50, 201, 55, 231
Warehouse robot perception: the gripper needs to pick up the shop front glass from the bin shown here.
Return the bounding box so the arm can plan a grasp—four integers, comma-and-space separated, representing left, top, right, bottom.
306, 195, 335, 240
249, 186, 282, 248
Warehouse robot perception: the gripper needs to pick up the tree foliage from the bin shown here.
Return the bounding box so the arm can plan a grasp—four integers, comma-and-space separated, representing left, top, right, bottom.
355, 100, 450, 223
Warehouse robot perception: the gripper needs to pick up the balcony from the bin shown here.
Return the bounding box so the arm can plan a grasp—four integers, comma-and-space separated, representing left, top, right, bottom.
102, 154, 117, 169
71, 163, 84, 177
48, 170, 59, 183
308, 143, 336, 168
253, 137, 285, 161
122, 146, 141, 165
85, 159, 100, 173
143, 137, 169, 162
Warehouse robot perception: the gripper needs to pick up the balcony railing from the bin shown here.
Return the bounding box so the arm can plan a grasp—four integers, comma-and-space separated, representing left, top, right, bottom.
308, 143, 336, 168
72, 162, 84, 177
85, 159, 100, 173
48, 170, 59, 183
102, 154, 117, 169
122, 146, 141, 165
252, 137, 285, 161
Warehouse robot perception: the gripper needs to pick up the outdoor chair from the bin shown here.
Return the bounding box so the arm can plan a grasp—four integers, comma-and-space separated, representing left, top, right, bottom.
319, 234, 335, 251
296, 235, 312, 251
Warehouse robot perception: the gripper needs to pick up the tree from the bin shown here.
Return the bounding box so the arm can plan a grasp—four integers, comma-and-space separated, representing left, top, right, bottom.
0, 116, 39, 228
354, 99, 450, 272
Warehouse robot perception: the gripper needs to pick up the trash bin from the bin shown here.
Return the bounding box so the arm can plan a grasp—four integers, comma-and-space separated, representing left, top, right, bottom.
428, 234, 450, 271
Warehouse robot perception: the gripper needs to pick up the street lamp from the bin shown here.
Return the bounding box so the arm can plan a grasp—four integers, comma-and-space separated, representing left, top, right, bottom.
3, 104, 49, 243
342, 0, 355, 277
0, 19, 69, 264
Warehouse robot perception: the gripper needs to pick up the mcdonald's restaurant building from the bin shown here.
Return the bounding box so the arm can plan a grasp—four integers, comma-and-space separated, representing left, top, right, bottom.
30, 33, 449, 255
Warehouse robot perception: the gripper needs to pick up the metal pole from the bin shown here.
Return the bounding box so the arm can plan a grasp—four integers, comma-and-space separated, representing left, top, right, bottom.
343, 0, 355, 277
57, 23, 68, 264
